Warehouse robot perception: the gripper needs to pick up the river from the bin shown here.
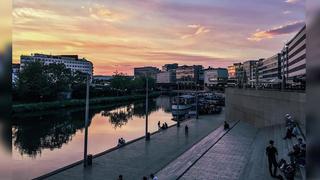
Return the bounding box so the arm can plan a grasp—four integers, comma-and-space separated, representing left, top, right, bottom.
10, 95, 175, 180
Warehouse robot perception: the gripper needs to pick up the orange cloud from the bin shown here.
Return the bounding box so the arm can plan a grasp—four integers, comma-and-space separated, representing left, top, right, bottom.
88, 3, 129, 22
248, 21, 305, 41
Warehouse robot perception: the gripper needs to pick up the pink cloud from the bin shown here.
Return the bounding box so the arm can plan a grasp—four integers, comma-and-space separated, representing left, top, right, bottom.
181, 25, 210, 39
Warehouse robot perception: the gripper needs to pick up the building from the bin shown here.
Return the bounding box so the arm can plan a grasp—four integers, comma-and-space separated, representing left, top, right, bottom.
259, 54, 281, 82
156, 70, 176, 84
20, 53, 93, 78
92, 75, 113, 87
243, 60, 259, 85
227, 65, 236, 79
162, 63, 178, 71
12, 63, 20, 85
176, 65, 203, 85
134, 66, 160, 79
204, 68, 228, 88
281, 25, 306, 84
227, 63, 243, 80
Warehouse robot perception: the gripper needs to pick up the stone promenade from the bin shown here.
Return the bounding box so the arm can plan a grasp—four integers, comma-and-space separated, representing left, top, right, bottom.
41, 112, 225, 180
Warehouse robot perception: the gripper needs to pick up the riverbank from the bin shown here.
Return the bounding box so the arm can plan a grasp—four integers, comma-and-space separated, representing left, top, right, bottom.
35, 113, 225, 180
13, 92, 162, 113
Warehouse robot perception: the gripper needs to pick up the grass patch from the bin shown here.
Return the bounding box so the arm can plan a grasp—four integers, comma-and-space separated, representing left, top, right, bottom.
13, 92, 161, 113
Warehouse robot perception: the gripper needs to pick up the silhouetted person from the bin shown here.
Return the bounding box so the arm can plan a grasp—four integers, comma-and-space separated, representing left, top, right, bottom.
118, 175, 123, 180
266, 140, 278, 177
158, 121, 161, 129
292, 125, 300, 137
164, 122, 168, 129
283, 127, 293, 140
185, 125, 189, 134
224, 121, 230, 130
150, 173, 158, 180
161, 123, 166, 130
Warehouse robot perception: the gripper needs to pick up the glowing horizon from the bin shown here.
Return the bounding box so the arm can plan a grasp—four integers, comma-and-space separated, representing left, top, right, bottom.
13, 0, 305, 75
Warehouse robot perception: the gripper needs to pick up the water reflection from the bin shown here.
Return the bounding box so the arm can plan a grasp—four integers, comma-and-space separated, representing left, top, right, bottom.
102, 105, 134, 129
12, 96, 172, 158
102, 99, 160, 129
12, 110, 93, 157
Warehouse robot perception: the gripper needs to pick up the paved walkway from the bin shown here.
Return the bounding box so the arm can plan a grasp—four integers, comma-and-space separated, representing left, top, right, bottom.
157, 121, 238, 179
180, 121, 258, 180
43, 113, 225, 180
240, 124, 304, 180
158, 121, 304, 180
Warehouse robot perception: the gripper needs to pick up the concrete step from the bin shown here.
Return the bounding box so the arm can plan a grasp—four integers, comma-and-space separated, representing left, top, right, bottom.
156, 121, 239, 180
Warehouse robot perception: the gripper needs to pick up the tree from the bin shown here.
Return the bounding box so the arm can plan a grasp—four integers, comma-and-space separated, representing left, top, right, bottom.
70, 71, 88, 99
44, 63, 73, 95
110, 72, 131, 91
16, 61, 50, 101
16, 62, 77, 101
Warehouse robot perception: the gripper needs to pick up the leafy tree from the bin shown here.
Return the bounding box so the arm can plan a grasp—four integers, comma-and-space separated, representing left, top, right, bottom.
110, 72, 131, 91
16, 61, 50, 101
16, 62, 85, 101
44, 63, 72, 95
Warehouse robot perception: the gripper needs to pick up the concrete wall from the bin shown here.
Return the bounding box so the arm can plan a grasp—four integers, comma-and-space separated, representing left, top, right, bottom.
225, 88, 305, 127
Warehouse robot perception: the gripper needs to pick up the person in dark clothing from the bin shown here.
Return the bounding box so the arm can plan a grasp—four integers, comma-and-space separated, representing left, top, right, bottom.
118, 175, 123, 180
158, 121, 161, 129
266, 140, 278, 177
185, 125, 189, 134
224, 121, 230, 130
283, 127, 293, 140
164, 122, 168, 128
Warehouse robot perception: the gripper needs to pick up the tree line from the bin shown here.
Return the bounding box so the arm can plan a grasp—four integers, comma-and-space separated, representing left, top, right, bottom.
13, 62, 156, 103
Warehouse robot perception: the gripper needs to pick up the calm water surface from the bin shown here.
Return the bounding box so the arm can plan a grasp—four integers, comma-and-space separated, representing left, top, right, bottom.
11, 96, 174, 179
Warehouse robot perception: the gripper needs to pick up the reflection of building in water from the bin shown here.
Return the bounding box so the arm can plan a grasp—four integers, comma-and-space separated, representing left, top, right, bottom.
156, 96, 172, 112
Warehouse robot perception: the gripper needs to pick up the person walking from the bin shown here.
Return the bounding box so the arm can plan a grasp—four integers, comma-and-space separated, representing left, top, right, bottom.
158, 121, 161, 129
266, 140, 278, 177
185, 125, 189, 135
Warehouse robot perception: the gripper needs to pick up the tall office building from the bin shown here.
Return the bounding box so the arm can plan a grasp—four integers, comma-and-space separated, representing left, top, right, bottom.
134, 66, 160, 79
176, 65, 203, 85
20, 53, 94, 78
281, 25, 306, 83
259, 54, 281, 82
162, 63, 178, 71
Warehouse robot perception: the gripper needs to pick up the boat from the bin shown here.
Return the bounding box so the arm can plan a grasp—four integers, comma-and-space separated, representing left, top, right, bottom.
171, 95, 195, 120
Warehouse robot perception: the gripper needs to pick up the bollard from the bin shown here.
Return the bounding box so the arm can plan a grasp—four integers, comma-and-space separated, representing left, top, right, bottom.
87, 154, 93, 166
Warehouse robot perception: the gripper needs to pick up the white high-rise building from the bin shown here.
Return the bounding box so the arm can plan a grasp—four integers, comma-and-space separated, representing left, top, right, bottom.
20, 53, 93, 78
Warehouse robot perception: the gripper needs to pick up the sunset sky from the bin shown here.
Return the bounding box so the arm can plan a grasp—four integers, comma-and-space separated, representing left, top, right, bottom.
13, 0, 305, 75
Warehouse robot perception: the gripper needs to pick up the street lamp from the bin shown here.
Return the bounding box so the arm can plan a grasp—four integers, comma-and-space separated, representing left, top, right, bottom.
83, 74, 90, 167
196, 84, 199, 119
177, 82, 180, 127
145, 75, 150, 141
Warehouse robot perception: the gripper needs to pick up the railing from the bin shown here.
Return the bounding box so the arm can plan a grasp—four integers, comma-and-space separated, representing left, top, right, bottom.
227, 85, 305, 93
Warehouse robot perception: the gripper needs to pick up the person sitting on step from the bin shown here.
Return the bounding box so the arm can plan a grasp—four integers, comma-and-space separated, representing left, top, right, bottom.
224, 121, 230, 130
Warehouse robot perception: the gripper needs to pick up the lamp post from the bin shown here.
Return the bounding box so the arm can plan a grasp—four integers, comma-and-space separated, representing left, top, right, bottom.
177, 82, 180, 127
83, 74, 90, 167
196, 84, 199, 119
145, 75, 150, 140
